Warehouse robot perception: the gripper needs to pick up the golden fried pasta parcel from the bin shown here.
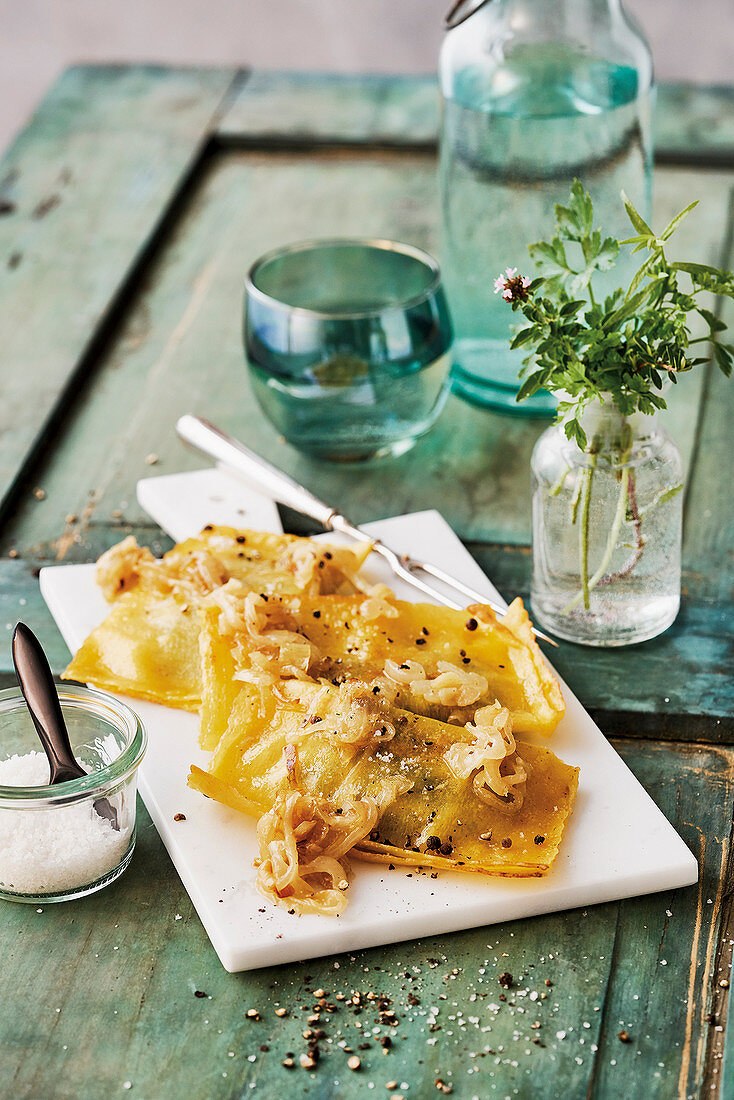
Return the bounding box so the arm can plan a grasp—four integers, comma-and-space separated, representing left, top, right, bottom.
196, 583, 565, 749
189, 679, 578, 915
62, 527, 372, 709
64, 523, 578, 919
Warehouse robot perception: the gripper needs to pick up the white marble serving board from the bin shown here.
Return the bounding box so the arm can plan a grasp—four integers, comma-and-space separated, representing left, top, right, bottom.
40, 468, 697, 972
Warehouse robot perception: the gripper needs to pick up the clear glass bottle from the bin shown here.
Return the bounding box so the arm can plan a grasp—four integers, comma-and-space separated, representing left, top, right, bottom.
531, 399, 682, 646
439, 0, 654, 414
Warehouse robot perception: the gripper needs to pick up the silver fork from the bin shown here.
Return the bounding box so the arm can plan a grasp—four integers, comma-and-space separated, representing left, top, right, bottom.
176, 415, 558, 647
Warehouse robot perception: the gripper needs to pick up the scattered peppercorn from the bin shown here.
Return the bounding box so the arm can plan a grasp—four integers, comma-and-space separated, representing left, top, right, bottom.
465, 618, 478, 630
534, 835, 546, 845
618, 1030, 632, 1043
501, 838, 512, 848
439, 842, 453, 857
499, 972, 513, 988
193, 990, 207, 998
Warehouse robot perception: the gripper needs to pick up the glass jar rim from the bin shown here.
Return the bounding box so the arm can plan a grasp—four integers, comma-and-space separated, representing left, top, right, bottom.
245, 237, 443, 321
0, 684, 147, 808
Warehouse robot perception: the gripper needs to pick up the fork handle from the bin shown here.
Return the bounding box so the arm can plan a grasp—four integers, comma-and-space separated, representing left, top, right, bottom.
176, 416, 336, 527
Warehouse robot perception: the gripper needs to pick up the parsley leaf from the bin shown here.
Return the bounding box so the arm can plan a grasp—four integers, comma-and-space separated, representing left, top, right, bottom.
498, 180, 734, 439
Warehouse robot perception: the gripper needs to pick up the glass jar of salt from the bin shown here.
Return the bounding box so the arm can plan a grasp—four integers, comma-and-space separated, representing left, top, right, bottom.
0, 684, 146, 902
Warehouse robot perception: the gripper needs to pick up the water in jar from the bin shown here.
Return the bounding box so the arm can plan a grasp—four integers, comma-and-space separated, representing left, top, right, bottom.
440, 44, 652, 413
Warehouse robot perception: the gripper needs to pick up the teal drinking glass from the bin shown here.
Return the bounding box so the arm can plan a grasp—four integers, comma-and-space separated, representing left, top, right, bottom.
244, 239, 453, 461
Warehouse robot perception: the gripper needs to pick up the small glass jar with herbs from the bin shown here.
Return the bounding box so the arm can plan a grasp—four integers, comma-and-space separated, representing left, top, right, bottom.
497, 182, 734, 646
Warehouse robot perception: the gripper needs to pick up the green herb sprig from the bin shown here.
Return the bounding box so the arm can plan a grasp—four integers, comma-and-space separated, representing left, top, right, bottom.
497, 180, 734, 450
496, 182, 734, 615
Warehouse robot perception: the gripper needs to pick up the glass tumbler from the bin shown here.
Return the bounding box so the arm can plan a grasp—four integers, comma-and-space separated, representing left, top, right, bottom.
0, 685, 147, 903
244, 238, 453, 461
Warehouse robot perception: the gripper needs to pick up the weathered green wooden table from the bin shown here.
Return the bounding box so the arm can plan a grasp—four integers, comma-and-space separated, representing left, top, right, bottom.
1, 67, 733, 1099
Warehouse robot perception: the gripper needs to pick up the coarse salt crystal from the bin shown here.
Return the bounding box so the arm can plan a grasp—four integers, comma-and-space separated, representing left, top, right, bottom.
0, 751, 131, 894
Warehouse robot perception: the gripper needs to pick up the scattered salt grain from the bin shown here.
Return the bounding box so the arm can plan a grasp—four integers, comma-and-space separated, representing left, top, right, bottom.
0, 751, 130, 894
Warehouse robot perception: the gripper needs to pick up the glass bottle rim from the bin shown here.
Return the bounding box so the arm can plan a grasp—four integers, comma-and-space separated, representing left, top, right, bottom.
245, 237, 443, 321
0, 684, 147, 808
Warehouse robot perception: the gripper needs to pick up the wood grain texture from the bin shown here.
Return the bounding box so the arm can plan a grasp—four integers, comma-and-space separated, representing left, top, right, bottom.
0, 64, 238, 520
681, 186, 734, 603
0, 154, 727, 559
655, 85, 734, 168
217, 70, 440, 146
588, 742, 734, 1100
2, 536, 731, 741
466, 545, 734, 741
0, 67, 732, 1100
217, 74, 734, 166
0, 739, 729, 1099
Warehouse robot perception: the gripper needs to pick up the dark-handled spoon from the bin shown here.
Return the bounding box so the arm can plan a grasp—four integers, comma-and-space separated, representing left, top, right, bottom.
12, 622, 119, 830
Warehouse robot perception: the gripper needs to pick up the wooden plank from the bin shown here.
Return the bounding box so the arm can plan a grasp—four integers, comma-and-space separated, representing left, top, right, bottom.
0, 152, 728, 559
700, 196, 734, 1098
217, 74, 734, 167
0, 737, 729, 1098
216, 71, 439, 146
0, 534, 731, 738
656, 85, 734, 167
709, 880, 734, 1097
466, 544, 734, 740
589, 741, 734, 1100
0, 64, 238, 519
0, 67, 731, 1100
682, 187, 734, 603
0, 559, 71, 674
0, 524, 173, 683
